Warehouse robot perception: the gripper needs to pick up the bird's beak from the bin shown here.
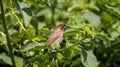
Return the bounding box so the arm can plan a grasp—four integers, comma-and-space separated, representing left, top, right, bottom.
66, 25, 71, 29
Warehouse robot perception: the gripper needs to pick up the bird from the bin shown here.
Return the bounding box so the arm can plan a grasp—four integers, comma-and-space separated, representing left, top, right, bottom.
44, 24, 67, 54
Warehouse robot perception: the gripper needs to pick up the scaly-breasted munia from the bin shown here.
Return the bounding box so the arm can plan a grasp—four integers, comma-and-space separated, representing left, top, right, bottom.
44, 24, 67, 54
48, 24, 67, 49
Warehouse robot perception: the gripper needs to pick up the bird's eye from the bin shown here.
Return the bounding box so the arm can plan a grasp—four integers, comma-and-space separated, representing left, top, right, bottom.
64, 25, 67, 28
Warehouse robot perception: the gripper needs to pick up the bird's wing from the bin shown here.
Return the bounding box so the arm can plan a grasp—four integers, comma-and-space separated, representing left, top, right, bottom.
48, 28, 63, 45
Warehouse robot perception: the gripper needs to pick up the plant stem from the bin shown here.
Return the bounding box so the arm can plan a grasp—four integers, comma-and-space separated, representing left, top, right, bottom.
51, 0, 56, 25
0, 0, 16, 67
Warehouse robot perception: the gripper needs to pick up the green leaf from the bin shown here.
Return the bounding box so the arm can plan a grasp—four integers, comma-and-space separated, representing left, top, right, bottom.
111, 40, 120, 49
68, 0, 88, 13
16, 1, 33, 27
81, 50, 97, 67
11, 32, 24, 43
105, 5, 120, 15
26, 0, 39, 8
39, 28, 50, 34
89, 3, 99, 11
82, 11, 101, 27
50, 59, 58, 67
57, 53, 64, 61
0, 53, 23, 67
70, 58, 81, 67
0, 53, 12, 65
36, 8, 51, 19
95, 34, 111, 47
64, 30, 79, 36
15, 56, 24, 67
20, 42, 46, 52
64, 49, 71, 59
111, 31, 119, 38
22, 11, 32, 27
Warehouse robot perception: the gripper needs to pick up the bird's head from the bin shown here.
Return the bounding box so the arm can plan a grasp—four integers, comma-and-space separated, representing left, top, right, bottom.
56, 24, 67, 31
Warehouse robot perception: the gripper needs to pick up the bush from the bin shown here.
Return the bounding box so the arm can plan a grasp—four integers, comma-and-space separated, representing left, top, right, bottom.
0, 0, 120, 67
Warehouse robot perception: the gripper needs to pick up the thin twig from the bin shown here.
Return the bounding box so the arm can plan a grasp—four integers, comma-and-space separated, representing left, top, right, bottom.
52, 36, 87, 53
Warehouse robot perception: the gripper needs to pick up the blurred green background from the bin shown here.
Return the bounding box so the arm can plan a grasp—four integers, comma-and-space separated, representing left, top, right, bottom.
0, 0, 120, 67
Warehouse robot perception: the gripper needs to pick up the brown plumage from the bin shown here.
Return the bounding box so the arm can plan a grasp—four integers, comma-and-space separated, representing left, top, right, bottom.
44, 24, 67, 54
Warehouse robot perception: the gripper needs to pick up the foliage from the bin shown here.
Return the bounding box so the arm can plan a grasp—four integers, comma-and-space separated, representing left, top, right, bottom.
0, 0, 120, 67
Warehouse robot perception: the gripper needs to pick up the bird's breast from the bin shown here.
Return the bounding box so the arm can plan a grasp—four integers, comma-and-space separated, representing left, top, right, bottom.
51, 33, 63, 49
